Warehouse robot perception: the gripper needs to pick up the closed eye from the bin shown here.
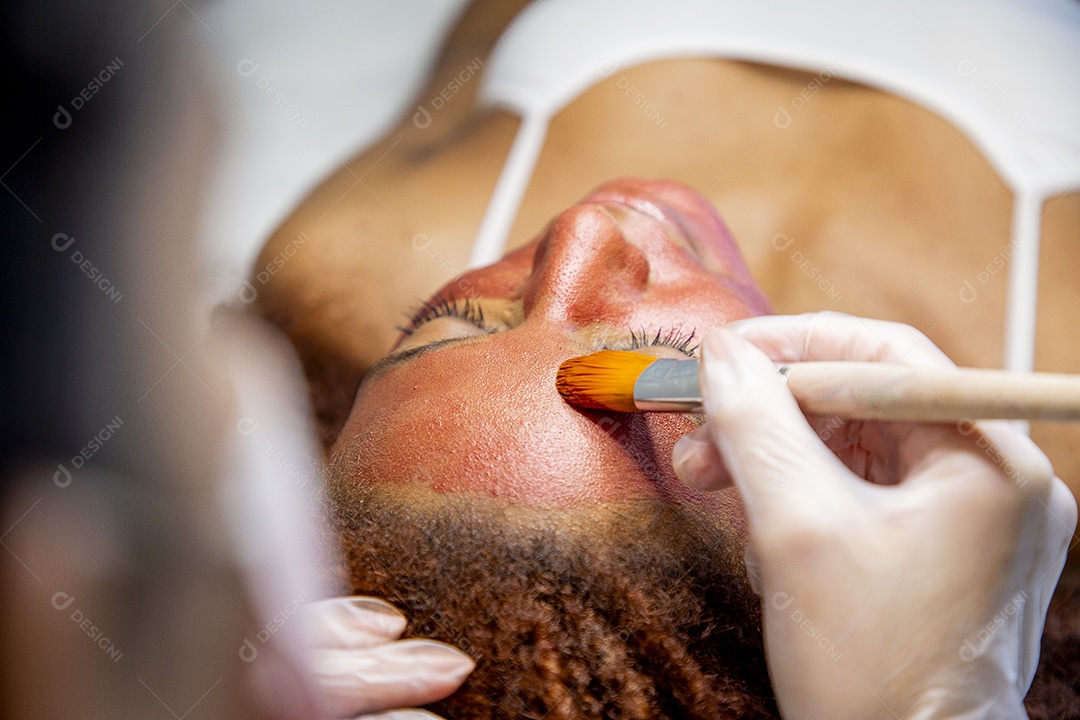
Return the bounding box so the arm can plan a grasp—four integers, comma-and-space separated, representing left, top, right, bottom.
397, 295, 489, 337
613, 327, 699, 357
360, 334, 492, 389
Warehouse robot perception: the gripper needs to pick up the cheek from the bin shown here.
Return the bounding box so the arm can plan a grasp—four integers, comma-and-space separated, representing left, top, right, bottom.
336, 342, 750, 533
620, 281, 766, 337
617, 410, 751, 535
341, 388, 748, 540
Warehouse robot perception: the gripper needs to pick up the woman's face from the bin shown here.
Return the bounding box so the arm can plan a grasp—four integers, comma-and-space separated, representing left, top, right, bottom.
332, 178, 771, 521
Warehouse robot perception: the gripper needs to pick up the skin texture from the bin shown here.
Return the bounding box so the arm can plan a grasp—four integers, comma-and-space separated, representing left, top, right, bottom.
332, 179, 768, 524
249, 3, 1080, 713
318, 188, 1080, 715
252, 10, 1080, 589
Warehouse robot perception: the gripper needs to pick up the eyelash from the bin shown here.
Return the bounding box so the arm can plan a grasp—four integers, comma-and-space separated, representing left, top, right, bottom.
397, 296, 487, 337
397, 297, 697, 356
621, 327, 699, 356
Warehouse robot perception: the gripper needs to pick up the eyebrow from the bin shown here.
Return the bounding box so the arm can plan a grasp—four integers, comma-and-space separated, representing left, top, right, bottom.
359, 335, 490, 389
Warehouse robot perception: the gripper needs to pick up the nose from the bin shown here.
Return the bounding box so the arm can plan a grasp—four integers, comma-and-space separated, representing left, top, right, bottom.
522, 204, 652, 325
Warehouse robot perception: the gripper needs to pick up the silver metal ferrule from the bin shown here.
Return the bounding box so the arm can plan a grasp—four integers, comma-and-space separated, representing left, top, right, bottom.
632, 359, 793, 412
632, 358, 703, 412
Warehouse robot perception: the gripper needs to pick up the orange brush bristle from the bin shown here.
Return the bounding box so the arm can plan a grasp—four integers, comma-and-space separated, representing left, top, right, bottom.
555, 350, 658, 412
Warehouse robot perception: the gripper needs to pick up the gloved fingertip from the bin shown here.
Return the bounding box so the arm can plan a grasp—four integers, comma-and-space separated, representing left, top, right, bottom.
672, 429, 730, 490
347, 596, 407, 626
311, 640, 474, 717
306, 596, 408, 647
395, 639, 476, 678
344, 599, 408, 638
671, 432, 702, 480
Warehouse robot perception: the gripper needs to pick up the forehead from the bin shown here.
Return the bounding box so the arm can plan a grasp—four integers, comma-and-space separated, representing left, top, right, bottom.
337, 327, 747, 532
344, 332, 671, 504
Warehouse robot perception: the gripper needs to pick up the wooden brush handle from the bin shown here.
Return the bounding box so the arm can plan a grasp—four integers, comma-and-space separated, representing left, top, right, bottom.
785, 362, 1080, 422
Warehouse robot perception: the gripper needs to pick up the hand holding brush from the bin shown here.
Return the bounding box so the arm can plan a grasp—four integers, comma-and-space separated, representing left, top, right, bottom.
627, 313, 1076, 720
557, 320, 1080, 423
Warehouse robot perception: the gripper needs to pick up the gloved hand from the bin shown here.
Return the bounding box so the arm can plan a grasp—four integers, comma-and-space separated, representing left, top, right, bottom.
672, 312, 1077, 720
303, 596, 475, 719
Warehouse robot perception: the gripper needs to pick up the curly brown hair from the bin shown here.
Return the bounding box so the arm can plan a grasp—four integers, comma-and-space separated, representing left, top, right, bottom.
326, 466, 1080, 719
327, 472, 778, 719
1026, 581, 1080, 720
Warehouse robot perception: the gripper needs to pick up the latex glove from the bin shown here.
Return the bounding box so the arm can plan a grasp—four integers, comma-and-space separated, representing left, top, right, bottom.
672, 312, 1076, 720
303, 596, 475, 719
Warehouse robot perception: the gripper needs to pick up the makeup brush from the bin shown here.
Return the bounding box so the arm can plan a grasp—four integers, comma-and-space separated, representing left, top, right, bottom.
555, 350, 1080, 422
